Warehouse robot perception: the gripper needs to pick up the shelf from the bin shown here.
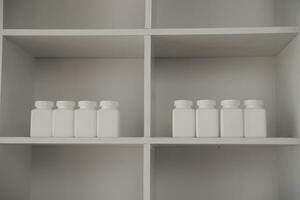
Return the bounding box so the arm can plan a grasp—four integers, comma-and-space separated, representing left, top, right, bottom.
3, 30, 145, 58
0, 137, 146, 145
152, 27, 299, 57
3, 27, 298, 58
149, 137, 300, 146
3, 29, 147, 36
0, 137, 298, 146
2, 1, 300, 200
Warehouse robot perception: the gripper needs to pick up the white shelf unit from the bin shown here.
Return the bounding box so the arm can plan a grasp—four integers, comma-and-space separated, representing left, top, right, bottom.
0, 1, 300, 200
0, 137, 299, 146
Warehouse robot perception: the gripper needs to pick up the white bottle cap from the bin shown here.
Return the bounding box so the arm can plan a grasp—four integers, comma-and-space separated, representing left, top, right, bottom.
100, 101, 119, 109
174, 100, 193, 109
244, 99, 264, 108
197, 100, 216, 108
35, 101, 54, 109
56, 101, 75, 109
78, 101, 97, 109
221, 100, 240, 108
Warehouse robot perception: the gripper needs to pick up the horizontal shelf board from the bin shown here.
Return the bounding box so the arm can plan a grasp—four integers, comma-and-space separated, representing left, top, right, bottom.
4, 27, 298, 36
3, 29, 148, 36
3, 27, 298, 58
149, 137, 300, 146
0, 137, 146, 145
0, 137, 298, 146
150, 27, 299, 35
4, 34, 144, 58
152, 27, 299, 57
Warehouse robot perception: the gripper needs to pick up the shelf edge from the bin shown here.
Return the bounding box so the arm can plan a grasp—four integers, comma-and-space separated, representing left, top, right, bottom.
0, 137, 298, 146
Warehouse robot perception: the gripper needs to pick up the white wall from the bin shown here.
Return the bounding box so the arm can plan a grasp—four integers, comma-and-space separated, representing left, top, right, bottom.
275, 0, 300, 26
154, 146, 279, 200
0, 146, 31, 200
276, 1, 300, 199
153, 0, 276, 28
277, 33, 300, 137
31, 146, 143, 200
4, 0, 145, 29
0, 38, 35, 137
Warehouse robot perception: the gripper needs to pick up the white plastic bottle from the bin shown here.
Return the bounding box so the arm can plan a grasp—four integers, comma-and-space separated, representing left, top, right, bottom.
244, 100, 267, 138
74, 101, 97, 138
172, 100, 195, 138
53, 101, 75, 137
220, 100, 243, 137
97, 101, 120, 137
30, 101, 54, 137
196, 100, 219, 138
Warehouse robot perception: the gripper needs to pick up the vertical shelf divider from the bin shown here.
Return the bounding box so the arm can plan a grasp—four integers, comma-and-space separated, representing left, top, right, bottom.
145, 0, 152, 29
0, 0, 3, 103
144, 35, 152, 137
144, 0, 153, 138
143, 144, 154, 200
144, 0, 153, 195
0, 0, 3, 29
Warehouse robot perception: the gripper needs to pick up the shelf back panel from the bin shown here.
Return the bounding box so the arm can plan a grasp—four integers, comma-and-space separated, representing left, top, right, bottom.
4, 0, 145, 29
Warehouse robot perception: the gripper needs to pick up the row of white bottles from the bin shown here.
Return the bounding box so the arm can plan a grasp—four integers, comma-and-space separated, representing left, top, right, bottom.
172, 99, 267, 138
30, 101, 120, 138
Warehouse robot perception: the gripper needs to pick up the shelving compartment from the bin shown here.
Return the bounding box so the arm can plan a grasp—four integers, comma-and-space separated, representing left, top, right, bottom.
151, 30, 299, 138
3, 0, 145, 29
0, 145, 143, 200
153, 56, 277, 137
152, 0, 298, 28
0, 35, 144, 137
153, 146, 299, 200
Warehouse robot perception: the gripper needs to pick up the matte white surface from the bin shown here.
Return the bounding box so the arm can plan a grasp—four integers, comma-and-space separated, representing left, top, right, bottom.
154, 146, 279, 200
0, 137, 298, 146
30, 146, 143, 200
278, 147, 300, 200
75, 109, 97, 138
1, 1, 300, 200
4, 35, 144, 58
53, 109, 74, 137
220, 108, 244, 138
277, 29, 300, 138
196, 108, 219, 137
4, 0, 145, 29
152, 28, 298, 57
3, 27, 297, 58
0, 146, 31, 200
30, 108, 52, 137
153, 57, 277, 137
172, 108, 195, 137
97, 108, 120, 137
244, 109, 267, 138
153, 0, 278, 28
275, 0, 300, 26
144, 36, 152, 137
145, 0, 152, 28
1, 39, 144, 137
34, 58, 144, 137
0, 38, 34, 137
143, 144, 152, 200
34, 59, 144, 137
276, 4, 300, 199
